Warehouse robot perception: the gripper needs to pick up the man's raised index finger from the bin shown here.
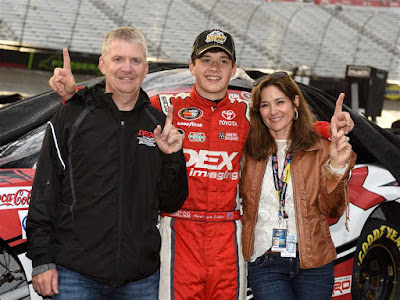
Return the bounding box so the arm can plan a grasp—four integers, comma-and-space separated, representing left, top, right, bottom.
165, 105, 174, 125
334, 93, 345, 115
62, 48, 71, 71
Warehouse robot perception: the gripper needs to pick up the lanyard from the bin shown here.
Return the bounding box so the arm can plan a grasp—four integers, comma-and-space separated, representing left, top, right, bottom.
271, 152, 292, 219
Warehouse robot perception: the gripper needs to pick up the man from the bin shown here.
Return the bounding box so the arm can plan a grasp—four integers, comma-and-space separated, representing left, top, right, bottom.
50, 29, 354, 300
27, 26, 188, 299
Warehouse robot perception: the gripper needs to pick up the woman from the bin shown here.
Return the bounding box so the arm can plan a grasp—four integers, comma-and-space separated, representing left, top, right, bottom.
240, 72, 356, 300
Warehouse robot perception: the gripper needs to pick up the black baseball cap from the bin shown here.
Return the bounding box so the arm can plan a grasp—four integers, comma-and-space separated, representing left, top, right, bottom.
191, 29, 236, 63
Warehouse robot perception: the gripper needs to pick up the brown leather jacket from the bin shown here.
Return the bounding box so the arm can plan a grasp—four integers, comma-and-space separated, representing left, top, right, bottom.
240, 139, 356, 269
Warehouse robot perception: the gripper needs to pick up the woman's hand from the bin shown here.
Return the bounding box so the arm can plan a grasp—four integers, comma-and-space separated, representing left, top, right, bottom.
329, 128, 352, 169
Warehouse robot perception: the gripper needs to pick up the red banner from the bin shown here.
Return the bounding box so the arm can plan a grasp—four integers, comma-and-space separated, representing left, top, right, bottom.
314, 0, 400, 7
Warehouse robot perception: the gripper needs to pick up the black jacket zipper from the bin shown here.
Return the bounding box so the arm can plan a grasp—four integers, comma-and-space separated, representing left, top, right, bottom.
115, 119, 125, 285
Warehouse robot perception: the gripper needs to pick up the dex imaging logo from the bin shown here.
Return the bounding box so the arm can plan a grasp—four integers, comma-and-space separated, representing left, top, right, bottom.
137, 130, 156, 147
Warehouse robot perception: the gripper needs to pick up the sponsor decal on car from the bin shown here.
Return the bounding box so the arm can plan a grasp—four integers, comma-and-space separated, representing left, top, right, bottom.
332, 275, 351, 297
137, 129, 156, 147
188, 132, 206, 142
0, 187, 31, 209
18, 210, 28, 239
385, 84, 400, 101
178, 107, 203, 121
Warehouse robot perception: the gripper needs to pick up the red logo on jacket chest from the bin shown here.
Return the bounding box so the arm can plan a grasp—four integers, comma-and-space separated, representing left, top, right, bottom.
138, 130, 154, 138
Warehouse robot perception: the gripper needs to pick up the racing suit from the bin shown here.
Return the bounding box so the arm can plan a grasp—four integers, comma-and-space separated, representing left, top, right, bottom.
151, 85, 251, 299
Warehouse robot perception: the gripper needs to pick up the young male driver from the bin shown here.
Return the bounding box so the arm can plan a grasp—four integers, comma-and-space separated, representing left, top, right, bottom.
49, 29, 353, 300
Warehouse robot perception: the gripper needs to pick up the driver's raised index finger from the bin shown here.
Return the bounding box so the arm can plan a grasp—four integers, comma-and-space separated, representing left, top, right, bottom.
165, 105, 174, 126
334, 93, 345, 115
62, 48, 71, 71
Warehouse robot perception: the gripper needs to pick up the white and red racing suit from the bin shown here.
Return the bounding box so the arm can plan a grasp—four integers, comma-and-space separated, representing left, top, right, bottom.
151, 85, 331, 300
151, 85, 251, 300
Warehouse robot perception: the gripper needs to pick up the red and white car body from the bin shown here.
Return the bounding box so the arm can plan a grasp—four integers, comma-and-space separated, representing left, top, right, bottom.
330, 164, 400, 299
0, 169, 38, 299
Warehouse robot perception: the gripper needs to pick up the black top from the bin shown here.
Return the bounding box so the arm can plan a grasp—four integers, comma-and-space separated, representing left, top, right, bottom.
26, 84, 188, 286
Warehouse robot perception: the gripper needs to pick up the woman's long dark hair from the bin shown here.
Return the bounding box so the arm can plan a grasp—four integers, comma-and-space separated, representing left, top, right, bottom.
245, 74, 320, 160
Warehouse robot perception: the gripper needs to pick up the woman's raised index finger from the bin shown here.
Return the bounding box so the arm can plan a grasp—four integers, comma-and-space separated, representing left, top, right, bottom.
334, 93, 345, 115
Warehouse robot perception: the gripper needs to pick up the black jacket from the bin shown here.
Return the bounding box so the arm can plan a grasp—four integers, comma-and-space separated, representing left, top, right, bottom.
26, 84, 188, 285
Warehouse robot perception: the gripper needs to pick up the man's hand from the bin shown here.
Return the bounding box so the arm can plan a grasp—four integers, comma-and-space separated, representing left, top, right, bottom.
32, 268, 59, 296
330, 93, 354, 135
49, 48, 77, 100
154, 105, 183, 154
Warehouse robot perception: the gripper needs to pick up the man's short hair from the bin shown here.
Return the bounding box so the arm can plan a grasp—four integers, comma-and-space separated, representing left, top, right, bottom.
102, 26, 148, 58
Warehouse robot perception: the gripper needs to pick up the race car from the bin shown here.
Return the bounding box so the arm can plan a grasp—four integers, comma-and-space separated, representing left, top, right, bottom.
0, 67, 399, 300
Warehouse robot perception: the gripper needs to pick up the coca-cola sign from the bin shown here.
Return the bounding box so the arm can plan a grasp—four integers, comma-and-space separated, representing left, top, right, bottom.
0, 187, 31, 209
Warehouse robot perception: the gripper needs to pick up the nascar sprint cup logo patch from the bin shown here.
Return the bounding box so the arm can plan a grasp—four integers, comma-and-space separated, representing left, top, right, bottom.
178, 108, 203, 121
